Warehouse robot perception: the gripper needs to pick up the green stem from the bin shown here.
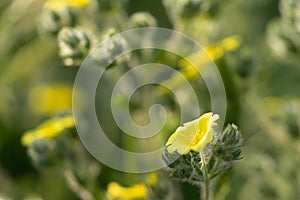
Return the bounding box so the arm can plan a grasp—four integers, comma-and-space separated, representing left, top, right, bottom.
64, 170, 95, 200
200, 150, 210, 200
211, 158, 220, 175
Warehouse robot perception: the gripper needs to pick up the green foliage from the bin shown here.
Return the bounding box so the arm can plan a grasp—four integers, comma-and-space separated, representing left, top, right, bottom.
1, 0, 300, 199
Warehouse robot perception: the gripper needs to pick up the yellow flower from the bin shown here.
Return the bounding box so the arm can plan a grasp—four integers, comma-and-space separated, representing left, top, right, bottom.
107, 182, 147, 200
158, 35, 242, 94
28, 84, 72, 115
179, 35, 242, 79
146, 173, 158, 187
21, 115, 74, 146
219, 35, 242, 51
44, 0, 90, 11
166, 112, 219, 155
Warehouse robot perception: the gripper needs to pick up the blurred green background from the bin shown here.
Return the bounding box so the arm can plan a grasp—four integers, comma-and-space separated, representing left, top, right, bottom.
0, 0, 300, 199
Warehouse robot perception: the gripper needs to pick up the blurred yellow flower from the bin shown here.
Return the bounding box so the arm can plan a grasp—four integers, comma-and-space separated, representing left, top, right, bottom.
166, 112, 219, 155
146, 173, 158, 187
44, 0, 90, 11
159, 35, 241, 93
179, 35, 242, 78
28, 84, 72, 115
21, 115, 74, 146
219, 35, 242, 52
107, 182, 147, 200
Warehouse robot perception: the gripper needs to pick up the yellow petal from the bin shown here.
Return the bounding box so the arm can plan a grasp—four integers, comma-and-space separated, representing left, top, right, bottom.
166, 118, 198, 154
21, 115, 74, 146
44, 0, 90, 11
166, 112, 219, 155
190, 128, 214, 152
107, 182, 147, 200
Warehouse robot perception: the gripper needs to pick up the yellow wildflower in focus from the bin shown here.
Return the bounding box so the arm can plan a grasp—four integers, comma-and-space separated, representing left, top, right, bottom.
166, 112, 219, 155
21, 115, 74, 146
28, 84, 72, 115
44, 0, 90, 11
107, 182, 147, 200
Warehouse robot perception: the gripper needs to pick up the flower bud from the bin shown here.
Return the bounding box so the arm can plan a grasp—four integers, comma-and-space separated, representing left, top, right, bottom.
213, 124, 243, 161
39, 8, 77, 35
94, 29, 129, 68
27, 139, 56, 168
58, 27, 92, 66
181, 0, 203, 18
128, 12, 157, 28
267, 0, 300, 57
27, 137, 69, 169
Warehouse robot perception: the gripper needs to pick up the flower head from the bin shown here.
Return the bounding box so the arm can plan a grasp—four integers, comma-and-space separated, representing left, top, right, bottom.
21, 115, 74, 146
166, 112, 219, 155
107, 182, 147, 200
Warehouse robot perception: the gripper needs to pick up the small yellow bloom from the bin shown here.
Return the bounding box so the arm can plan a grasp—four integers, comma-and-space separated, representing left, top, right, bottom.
159, 35, 242, 94
44, 0, 90, 11
219, 35, 242, 52
179, 35, 242, 79
166, 112, 219, 155
146, 173, 158, 187
107, 182, 147, 200
21, 115, 74, 146
28, 84, 72, 115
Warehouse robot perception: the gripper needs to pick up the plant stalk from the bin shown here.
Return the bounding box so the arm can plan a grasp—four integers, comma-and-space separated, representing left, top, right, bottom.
200, 150, 210, 200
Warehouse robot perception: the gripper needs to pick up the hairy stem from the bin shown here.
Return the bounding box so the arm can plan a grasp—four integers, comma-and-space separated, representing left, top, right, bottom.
64, 170, 95, 200
200, 151, 210, 200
